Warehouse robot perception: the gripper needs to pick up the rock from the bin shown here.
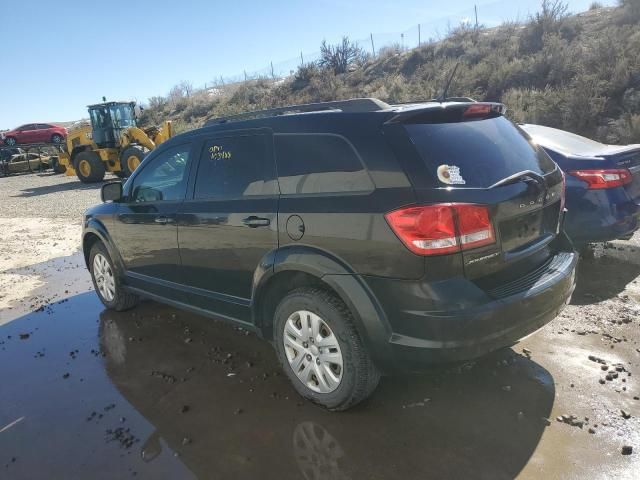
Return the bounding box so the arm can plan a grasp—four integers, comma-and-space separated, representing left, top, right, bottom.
502, 385, 512, 392
621, 445, 633, 455
588, 428, 596, 434
180, 405, 190, 414
621, 410, 631, 419
62, 373, 70, 379
234, 408, 243, 415
19, 333, 29, 340
182, 437, 191, 446
523, 348, 532, 356
556, 416, 564, 422
599, 379, 606, 384
601, 365, 609, 371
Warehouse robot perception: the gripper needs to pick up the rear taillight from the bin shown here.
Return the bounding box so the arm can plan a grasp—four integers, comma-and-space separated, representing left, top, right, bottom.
567, 169, 632, 189
385, 203, 495, 256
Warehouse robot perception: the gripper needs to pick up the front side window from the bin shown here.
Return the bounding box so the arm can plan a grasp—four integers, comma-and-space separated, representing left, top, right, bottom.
110, 104, 135, 128
131, 144, 191, 203
194, 134, 273, 199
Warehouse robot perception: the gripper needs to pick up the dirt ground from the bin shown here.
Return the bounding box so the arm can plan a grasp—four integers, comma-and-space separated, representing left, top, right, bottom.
0, 172, 639, 479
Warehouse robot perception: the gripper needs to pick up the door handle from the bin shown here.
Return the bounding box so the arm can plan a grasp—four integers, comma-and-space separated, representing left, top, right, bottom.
154, 216, 174, 225
242, 216, 271, 228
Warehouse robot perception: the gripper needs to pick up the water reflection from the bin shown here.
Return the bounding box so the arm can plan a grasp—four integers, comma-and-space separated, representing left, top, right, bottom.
99, 300, 555, 480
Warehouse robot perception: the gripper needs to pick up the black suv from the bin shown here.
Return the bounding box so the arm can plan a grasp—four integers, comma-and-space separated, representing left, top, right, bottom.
83, 98, 577, 410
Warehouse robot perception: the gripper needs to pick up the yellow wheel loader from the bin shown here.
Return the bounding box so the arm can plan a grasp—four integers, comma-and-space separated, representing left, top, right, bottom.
57, 101, 173, 183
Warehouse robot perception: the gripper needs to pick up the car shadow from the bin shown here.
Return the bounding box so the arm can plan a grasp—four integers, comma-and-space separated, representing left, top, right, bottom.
12, 180, 106, 197
99, 300, 555, 480
571, 253, 640, 306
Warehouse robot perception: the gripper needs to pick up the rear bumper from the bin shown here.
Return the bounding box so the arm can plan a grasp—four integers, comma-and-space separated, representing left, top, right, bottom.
564, 188, 640, 245
365, 250, 578, 370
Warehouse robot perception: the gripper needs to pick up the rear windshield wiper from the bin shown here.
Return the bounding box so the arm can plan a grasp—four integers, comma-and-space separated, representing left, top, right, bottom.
488, 170, 546, 189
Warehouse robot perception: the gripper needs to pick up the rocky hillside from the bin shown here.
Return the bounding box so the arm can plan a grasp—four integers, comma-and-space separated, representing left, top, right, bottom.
140, 1, 640, 144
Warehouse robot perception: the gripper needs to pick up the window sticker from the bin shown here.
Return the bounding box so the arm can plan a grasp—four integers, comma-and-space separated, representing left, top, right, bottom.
437, 164, 466, 185
209, 145, 232, 161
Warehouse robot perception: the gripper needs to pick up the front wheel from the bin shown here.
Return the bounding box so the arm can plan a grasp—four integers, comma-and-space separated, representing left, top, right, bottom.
120, 146, 145, 177
74, 150, 105, 183
89, 242, 139, 311
274, 287, 380, 411
51, 134, 64, 144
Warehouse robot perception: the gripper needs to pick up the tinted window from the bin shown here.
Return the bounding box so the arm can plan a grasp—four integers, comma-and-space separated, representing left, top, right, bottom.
20, 124, 34, 130
194, 134, 272, 199
275, 134, 373, 195
37, 124, 51, 129
131, 144, 190, 202
406, 116, 556, 188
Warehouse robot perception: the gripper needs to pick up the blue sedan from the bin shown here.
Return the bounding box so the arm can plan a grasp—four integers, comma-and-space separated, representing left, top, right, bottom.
521, 124, 640, 247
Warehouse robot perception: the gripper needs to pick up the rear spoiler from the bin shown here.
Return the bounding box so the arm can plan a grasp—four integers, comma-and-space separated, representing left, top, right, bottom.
386, 102, 507, 125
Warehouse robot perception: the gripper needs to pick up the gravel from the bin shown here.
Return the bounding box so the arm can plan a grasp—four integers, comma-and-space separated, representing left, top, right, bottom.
0, 171, 117, 219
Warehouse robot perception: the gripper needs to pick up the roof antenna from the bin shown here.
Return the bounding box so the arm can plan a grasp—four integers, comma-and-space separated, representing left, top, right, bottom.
436, 62, 460, 103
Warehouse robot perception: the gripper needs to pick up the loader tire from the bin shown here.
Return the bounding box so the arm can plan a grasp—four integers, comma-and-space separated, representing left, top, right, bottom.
74, 151, 105, 183
120, 146, 145, 178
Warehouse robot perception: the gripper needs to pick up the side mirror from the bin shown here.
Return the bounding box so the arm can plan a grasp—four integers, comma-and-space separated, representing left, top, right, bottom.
101, 182, 123, 203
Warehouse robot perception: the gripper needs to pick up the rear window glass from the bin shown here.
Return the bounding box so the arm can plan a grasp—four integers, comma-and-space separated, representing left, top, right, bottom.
406, 116, 555, 188
195, 134, 274, 199
275, 134, 374, 195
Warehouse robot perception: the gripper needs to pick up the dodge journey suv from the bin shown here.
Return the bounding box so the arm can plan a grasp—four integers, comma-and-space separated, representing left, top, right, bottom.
83, 98, 577, 410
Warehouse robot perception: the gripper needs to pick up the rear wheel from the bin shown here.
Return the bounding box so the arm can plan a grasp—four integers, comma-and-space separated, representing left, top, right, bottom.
273, 287, 380, 411
74, 151, 105, 183
4, 137, 16, 146
51, 134, 63, 144
51, 156, 67, 174
89, 242, 139, 311
120, 146, 145, 177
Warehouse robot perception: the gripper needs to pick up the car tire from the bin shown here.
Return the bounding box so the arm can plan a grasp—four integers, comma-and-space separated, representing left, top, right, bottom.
89, 242, 139, 311
120, 146, 145, 177
51, 134, 64, 144
51, 156, 67, 174
273, 287, 380, 411
4, 137, 16, 146
74, 151, 105, 183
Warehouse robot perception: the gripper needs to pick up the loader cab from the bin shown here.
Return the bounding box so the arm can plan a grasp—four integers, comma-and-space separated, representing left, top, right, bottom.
87, 101, 137, 148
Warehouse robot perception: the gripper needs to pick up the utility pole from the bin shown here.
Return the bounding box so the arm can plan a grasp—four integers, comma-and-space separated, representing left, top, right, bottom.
370, 33, 375, 56
474, 5, 479, 29
270, 61, 275, 79
401, 33, 404, 50
300, 51, 304, 66
418, 24, 421, 46
244, 70, 247, 81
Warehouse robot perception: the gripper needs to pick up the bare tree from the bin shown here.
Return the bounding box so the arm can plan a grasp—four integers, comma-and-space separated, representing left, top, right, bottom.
536, 0, 569, 28
318, 36, 366, 74
178, 80, 194, 98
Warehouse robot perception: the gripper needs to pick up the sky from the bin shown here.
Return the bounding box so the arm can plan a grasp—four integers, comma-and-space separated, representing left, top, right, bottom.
0, 0, 616, 129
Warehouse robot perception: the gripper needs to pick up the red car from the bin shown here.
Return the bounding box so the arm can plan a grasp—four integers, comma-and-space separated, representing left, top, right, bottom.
2, 123, 67, 146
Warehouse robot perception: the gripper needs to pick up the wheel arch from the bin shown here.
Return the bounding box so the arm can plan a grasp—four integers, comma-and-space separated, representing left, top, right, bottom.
70, 145, 91, 165
82, 220, 126, 276
251, 245, 393, 365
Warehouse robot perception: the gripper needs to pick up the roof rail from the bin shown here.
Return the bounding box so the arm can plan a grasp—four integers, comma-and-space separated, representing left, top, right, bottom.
204, 98, 390, 126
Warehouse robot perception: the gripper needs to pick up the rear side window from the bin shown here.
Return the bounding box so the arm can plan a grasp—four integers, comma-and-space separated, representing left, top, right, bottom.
275, 134, 373, 195
406, 116, 555, 188
194, 134, 273, 199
